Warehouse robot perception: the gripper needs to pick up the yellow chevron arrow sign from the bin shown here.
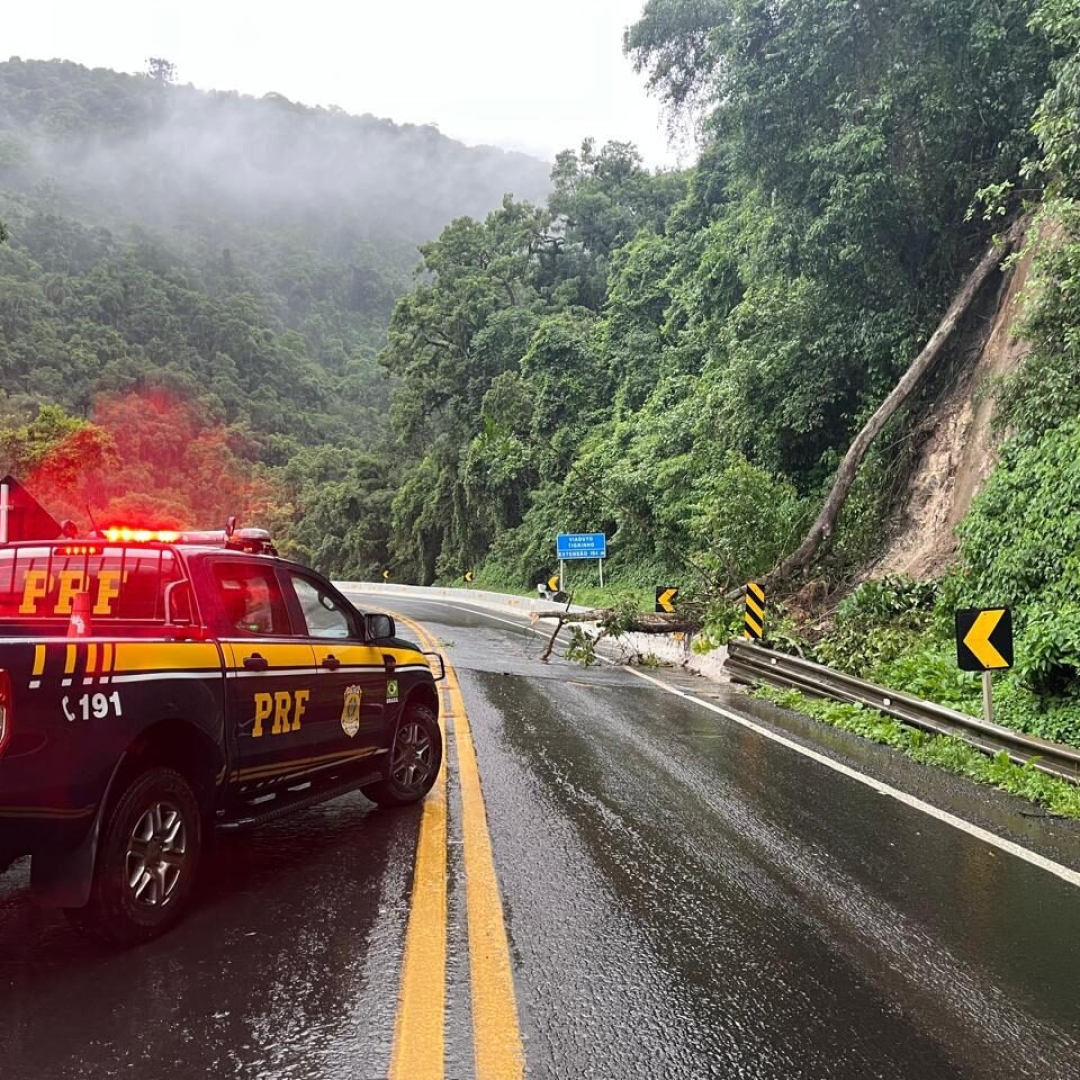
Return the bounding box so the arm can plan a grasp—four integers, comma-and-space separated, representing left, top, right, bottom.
655, 587, 679, 614
955, 607, 1013, 671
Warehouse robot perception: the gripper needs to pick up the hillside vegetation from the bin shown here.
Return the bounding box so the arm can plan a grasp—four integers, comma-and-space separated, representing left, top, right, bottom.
3, 2, 1080, 745
0, 56, 549, 564
377, 0, 1080, 746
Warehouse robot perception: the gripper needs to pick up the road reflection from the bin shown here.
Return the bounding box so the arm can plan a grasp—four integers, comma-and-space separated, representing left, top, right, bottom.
0, 794, 420, 1080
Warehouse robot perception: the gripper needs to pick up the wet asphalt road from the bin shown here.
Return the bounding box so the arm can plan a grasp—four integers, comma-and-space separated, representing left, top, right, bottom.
2, 594, 1079, 1079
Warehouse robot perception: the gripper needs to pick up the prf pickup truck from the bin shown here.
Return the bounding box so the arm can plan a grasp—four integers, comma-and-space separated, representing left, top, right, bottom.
0, 530, 443, 944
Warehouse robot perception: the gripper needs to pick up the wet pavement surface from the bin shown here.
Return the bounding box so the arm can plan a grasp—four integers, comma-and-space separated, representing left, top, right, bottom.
1, 796, 417, 1078
2, 593, 1079, 1078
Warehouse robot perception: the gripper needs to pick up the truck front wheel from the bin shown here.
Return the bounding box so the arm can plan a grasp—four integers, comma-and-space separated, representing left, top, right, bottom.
67, 767, 202, 944
363, 704, 443, 807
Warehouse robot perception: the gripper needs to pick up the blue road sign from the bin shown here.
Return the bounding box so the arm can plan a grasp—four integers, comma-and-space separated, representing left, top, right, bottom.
557, 532, 607, 560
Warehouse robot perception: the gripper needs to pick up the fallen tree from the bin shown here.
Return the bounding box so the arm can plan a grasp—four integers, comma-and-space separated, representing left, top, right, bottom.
765, 216, 1029, 589
532, 605, 706, 663
531, 609, 703, 634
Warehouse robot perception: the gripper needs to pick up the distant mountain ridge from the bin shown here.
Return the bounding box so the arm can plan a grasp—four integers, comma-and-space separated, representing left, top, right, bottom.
0, 57, 552, 249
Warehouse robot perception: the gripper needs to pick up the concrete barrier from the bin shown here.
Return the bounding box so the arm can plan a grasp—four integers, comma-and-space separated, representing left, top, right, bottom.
334, 580, 592, 617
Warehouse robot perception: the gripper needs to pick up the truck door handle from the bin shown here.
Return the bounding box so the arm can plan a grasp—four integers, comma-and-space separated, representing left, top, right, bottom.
321, 655, 341, 670
243, 653, 269, 671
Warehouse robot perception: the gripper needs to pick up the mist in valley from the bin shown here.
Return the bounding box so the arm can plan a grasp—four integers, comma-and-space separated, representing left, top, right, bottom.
0, 58, 552, 267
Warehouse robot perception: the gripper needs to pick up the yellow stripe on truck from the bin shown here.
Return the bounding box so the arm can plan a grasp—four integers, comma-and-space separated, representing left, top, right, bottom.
113, 642, 222, 672
220, 642, 315, 670
310, 643, 383, 667
381, 646, 428, 667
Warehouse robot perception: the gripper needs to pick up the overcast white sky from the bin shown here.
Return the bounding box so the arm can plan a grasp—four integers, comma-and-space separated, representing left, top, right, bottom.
5, 0, 682, 167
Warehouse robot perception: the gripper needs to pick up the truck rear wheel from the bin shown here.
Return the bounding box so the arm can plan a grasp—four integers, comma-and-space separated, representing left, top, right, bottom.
363, 704, 443, 807
66, 767, 202, 945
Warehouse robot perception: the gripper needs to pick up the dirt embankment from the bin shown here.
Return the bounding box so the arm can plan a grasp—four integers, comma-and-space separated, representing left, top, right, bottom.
868, 232, 1041, 581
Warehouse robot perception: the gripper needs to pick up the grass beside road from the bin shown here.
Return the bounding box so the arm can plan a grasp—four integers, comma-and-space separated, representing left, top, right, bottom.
755, 685, 1080, 820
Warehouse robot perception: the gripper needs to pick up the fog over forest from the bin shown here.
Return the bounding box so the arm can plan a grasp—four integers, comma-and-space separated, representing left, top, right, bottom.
0, 58, 552, 255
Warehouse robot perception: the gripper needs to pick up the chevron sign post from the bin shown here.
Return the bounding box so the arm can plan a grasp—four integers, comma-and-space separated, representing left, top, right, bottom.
955, 607, 1013, 723
655, 587, 679, 614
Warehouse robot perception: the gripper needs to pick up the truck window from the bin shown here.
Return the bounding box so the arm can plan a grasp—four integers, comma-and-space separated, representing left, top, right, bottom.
213, 564, 289, 636
0, 544, 185, 623
289, 574, 354, 639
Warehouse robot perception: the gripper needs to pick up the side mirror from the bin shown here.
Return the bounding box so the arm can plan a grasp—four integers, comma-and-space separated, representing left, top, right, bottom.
365, 613, 396, 641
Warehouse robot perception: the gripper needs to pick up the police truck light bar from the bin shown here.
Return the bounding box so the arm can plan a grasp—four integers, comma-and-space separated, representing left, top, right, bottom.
103, 527, 180, 544
95, 524, 275, 554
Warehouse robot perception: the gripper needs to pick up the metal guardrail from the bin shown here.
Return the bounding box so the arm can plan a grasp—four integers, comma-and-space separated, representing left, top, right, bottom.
725, 640, 1080, 785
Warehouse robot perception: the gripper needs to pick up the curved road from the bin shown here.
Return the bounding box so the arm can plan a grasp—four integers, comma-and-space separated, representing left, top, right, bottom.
1, 592, 1078, 1079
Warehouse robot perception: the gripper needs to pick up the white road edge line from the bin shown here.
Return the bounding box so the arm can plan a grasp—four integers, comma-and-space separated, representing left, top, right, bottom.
351, 591, 1080, 889
621, 663, 1080, 890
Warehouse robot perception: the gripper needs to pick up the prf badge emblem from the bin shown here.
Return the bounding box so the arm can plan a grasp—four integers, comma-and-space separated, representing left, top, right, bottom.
387, 678, 399, 704
341, 685, 362, 738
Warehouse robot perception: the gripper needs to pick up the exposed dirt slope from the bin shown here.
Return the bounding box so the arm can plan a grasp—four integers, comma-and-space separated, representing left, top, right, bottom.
869, 235, 1039, 580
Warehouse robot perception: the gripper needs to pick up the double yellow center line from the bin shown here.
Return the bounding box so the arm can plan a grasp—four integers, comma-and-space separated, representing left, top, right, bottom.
389, 615, 524, 1080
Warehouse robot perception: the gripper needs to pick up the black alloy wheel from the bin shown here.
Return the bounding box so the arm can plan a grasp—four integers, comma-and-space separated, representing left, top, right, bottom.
363, 704, 443, 807
66, 767, 203, 945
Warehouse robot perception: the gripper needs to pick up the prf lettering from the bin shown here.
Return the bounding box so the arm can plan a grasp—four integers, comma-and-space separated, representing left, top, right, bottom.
19, 570, 125, 615
252, 689, 310, 738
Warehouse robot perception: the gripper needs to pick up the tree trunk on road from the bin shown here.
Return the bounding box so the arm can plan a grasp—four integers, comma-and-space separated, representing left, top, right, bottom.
533, 610, 703, 635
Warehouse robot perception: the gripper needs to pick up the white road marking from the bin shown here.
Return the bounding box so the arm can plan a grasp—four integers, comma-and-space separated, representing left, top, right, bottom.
623, 663, 1080, 890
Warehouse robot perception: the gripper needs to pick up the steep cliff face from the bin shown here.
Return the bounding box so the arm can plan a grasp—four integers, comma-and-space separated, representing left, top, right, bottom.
869, 231, 1040, 580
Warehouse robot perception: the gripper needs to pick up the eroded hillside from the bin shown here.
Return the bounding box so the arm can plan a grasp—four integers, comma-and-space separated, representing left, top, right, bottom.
870, 227, 1043, 581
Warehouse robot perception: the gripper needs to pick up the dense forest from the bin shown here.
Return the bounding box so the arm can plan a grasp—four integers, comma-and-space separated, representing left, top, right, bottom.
4, 0, 1080, 748
0, 56, 549, 565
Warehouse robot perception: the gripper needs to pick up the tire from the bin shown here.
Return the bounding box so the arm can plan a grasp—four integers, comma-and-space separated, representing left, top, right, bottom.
66, 767, 202, 945
363, 704, 443, 807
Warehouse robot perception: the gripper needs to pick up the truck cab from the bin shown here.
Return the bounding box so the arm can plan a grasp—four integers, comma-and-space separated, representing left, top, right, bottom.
0, 530, 442, 943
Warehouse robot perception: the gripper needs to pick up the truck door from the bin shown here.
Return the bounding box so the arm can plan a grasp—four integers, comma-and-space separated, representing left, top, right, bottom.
212, 561, 320, 793
283, 570, 388, 756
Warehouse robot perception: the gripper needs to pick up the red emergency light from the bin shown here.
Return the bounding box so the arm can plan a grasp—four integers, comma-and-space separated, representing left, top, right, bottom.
103, 527, 180, 544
